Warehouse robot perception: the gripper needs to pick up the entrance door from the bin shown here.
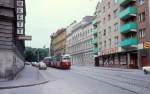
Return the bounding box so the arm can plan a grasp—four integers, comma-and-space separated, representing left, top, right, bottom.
141, 56, 148, 67
130, 53, 138, 69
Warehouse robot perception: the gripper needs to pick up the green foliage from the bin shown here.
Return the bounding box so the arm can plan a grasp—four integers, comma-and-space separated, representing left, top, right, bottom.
24, 47, 49, 62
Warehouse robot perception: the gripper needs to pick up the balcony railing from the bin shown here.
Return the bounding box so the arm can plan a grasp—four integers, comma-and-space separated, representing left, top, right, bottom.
92, 19, 97, 25
91, 38, 98, 45
120, 22, 138, 33
120, 38, 138, 47
117, 0, 136, 6
119, 6, 137, 20
91, 29, 97, 35
92, 48, 99, 54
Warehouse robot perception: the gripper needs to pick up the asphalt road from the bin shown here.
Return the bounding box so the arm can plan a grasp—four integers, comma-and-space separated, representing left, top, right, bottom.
0, 66, 150, 94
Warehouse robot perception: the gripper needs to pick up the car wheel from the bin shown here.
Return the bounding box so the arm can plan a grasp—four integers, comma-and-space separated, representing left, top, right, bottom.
144, 70, 148, 74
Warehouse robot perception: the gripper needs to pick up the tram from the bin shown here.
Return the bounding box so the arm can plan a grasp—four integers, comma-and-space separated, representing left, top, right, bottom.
43, 54, 71, 69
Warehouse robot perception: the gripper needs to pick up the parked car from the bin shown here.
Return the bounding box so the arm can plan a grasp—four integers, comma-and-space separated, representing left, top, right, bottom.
39, 62, 47, 70
142, 66, 150, 74
31, 62, 40, 67
31, 62, 36, 66
25, 62, 31, 65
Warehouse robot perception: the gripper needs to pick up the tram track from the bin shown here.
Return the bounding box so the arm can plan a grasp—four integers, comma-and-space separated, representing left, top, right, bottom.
71, 69, 150, 94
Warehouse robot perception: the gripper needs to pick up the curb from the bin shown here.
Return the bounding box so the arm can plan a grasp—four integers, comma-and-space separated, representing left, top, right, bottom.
86, 66, 141, 72
0, 79, 49, 89
0, 70, 49, 90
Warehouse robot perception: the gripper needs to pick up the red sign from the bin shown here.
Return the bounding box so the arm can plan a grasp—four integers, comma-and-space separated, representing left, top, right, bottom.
17, 35, 32, 40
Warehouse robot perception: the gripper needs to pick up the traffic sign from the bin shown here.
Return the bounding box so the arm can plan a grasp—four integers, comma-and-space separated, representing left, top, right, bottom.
144, 42, 150, 49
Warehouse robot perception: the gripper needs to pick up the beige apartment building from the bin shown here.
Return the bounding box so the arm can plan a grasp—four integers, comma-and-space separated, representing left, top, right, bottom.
50, 28, 66, 57
67, 16, 95, 66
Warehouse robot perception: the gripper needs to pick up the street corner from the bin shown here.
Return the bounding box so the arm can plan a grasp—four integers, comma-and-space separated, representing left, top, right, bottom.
0, 65, 49, 90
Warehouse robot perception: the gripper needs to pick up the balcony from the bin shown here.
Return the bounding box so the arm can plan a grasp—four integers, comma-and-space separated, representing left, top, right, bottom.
120, 38, 138, 47
120, 22, 138, 33
91, 38, 98, 45
119, 6, 137, 20
92, 19, 97, 25
91, 29, 97, 35
92, 48, 99, 54
117, 0, 136, 6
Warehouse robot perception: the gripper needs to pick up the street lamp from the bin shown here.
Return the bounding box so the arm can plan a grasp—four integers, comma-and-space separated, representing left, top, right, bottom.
35, 49, 40, 62
37, 49, 39, 62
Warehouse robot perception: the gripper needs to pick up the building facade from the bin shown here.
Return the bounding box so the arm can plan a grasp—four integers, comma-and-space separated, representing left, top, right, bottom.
50, 28, 66, 57
0, 0, 26, 79
93, 0, 150, 69
67, 16, 95, 66
66, 20, 77, 55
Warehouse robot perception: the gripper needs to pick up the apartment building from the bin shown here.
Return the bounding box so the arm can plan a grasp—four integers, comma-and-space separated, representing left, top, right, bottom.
66, 20, 77, 55
93, 0, 150, 69
50, 28, 66, 57
0, 0, 26, 79
67, 16, 95, 66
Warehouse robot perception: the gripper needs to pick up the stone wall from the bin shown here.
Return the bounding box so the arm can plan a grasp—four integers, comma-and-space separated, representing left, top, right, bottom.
0, 50, 24, 80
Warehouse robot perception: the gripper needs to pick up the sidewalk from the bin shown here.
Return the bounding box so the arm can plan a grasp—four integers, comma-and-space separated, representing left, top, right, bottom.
73, 65, 142, 72
0, 65, 49, 89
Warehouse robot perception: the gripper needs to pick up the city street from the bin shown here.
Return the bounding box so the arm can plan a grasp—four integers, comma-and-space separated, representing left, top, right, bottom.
1, 0, 150, 94
0, 66, 150, 94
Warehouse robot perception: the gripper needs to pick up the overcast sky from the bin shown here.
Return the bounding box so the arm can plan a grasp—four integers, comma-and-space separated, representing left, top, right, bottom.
25, 0, 99, 48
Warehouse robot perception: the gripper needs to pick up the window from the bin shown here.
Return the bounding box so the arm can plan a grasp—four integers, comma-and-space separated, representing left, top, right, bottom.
103, 29, 106, 36
104, 41, 106, 48
103, 18, 105, 24
108, 14, 111, 21
139, 29, 145, 38
108, 26, 111, 33
98, 10, 101, 16
139, 0, 144, 5
108, 2, 110, 9
99, 42, 102, 50
99, 42, 102, 48
109, 39, 111, 48
103, 6, 105, 13
113, 9, 118, 18
139, 12, 145, 22
114, 36, 119, 45
114, 23, 119, 31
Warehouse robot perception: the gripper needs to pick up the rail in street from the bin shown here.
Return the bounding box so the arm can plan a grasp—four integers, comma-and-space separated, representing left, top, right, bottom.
71, 66, 150, 94
0, 66, 150, 94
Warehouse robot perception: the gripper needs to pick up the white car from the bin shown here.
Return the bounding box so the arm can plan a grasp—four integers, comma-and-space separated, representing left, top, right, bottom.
31, 62, 36, 66
31, 62, 40, 67
25, 62, 31, 65
39, 62, 47, 70
143, 66, 150, 74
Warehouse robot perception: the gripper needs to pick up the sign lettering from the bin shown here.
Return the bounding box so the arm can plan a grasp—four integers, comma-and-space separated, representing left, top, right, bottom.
16, 0, 25, 35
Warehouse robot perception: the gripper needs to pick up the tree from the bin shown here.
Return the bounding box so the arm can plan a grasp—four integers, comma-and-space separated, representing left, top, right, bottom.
24, 47, 37, 62
24, 47, 49, 62
37, 48, 49, 61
